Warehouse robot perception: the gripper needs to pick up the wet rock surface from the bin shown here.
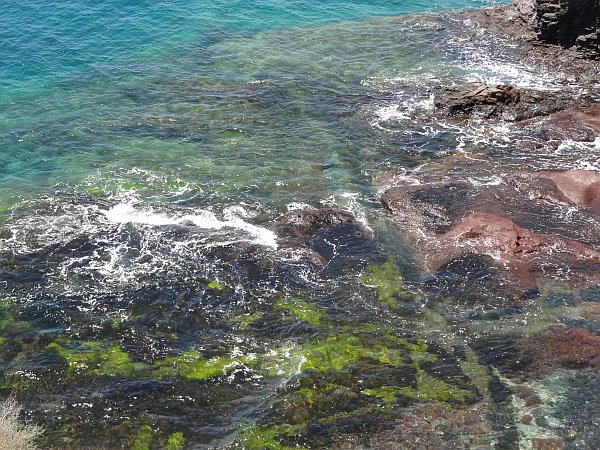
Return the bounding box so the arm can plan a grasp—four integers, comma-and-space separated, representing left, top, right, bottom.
434, 83, 593, 121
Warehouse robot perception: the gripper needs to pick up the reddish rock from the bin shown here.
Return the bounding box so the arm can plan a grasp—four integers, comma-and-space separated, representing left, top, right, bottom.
521, 414, 534, 425
537, 170, 600, 214
516, 107, 600, 142
527, 326, 600, 373
433, 212, 600, 291
531, 437, 565, 450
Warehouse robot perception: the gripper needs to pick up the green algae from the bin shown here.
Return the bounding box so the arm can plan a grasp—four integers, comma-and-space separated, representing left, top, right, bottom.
362, 386, 402, 404
229, 312, 262, 330
165, 432, 185, 450
131, 425, 153, 450
360, 257, 405, 305
155, 350, 250, 380
48, 341, 146, 377
208, 280, 224, 290
400, 372, 470, 403
238, 424, 307, 450
275, 297, 323, 326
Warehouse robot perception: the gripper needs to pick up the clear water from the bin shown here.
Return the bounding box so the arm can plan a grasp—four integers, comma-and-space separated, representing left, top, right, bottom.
2, 0, 600, 448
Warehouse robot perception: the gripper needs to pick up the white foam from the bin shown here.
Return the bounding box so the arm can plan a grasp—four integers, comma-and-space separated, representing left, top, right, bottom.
103, 203, 278, 249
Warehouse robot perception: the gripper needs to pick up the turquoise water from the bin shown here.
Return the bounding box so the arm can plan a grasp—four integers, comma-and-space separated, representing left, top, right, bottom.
8, 1, 600, 449
0, 0, 503, 209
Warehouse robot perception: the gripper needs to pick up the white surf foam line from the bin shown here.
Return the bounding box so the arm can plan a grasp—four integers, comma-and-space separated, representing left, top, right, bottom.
103, 203, 278, 249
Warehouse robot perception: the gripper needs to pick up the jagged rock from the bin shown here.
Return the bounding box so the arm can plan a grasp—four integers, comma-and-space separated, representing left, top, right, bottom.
535, 0, 600, 56
434, 83, 589, 121
434, 83, 520, 119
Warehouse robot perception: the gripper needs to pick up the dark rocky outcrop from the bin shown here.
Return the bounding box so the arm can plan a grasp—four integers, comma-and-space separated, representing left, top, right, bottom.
273, 209, 377, 270
535, 0, 600, 56
434, 82, 588, 120
434, 83, 520, 119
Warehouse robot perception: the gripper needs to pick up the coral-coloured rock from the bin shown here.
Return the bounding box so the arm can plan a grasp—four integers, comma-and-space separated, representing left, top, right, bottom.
528, 326, 600, 372
516, 107, 600, 142
435, 213, 600, 291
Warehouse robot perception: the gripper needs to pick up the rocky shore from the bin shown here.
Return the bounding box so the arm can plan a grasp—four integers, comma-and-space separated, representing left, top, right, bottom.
370, 3, 600, 447
379, 0, 600, 299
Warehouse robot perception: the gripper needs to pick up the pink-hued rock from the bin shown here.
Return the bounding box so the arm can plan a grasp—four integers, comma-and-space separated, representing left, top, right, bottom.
536, 170, 600, 213
431, 212, 600, 291
516, 106, 600, 142
527, 326, 600, 373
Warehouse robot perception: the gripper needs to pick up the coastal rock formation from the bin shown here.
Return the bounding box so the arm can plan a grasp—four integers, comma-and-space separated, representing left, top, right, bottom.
535, 0, 600, 56
381, 170, 600, 295
434, 83, 590, 121
274, 209, 376, 269
434, 83, 520, 119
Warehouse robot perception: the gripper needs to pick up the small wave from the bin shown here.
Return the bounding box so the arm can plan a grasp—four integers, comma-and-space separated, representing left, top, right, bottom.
104, 203, 278, 249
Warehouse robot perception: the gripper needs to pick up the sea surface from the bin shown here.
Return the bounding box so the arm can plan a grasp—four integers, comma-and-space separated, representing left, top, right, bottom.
2, 0, 600, 448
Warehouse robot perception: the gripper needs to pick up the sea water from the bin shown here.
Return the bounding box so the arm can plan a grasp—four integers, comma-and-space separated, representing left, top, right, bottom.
3, 0, 598, 448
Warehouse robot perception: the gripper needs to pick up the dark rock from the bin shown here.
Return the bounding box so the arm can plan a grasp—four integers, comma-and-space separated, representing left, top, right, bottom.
273, 209, 377, 271
435, 83, 520, 119
535, 0, 599, 56
434, 83, 587, 121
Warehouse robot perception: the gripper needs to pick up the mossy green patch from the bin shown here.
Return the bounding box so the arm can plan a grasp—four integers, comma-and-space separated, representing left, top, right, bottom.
87, 187, 105, 197
229, 312, 262, 330
238, 424, 306, 450
48, 341, 146, 377
362, 386, 401, 404
275, 297, 323, 326
361, 257, 405, 305
400, 372, 470, 404
165, 431, 185, 450
208, 280, 224, 290
131, 425, 153, 450
155, 350, 250, 380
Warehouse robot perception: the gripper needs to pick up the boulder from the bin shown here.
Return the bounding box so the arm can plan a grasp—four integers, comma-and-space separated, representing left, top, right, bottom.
434, 83, 520, 119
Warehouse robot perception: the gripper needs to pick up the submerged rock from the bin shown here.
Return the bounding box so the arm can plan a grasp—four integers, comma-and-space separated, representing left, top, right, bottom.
436, 212, 600, 292
273, 208, 377, 272
381, 171, 600, 295
511, 169, 600, 214
514, 106, 600, 142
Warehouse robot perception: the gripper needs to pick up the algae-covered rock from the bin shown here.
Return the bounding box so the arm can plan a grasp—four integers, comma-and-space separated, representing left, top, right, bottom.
132, 425, 153, 450
48, 341, 146, 377
165, 431, 185, 450
275, 297, 323, 326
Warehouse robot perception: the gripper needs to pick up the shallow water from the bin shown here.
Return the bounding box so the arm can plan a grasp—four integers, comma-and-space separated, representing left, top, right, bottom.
2, 0, 600, 448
